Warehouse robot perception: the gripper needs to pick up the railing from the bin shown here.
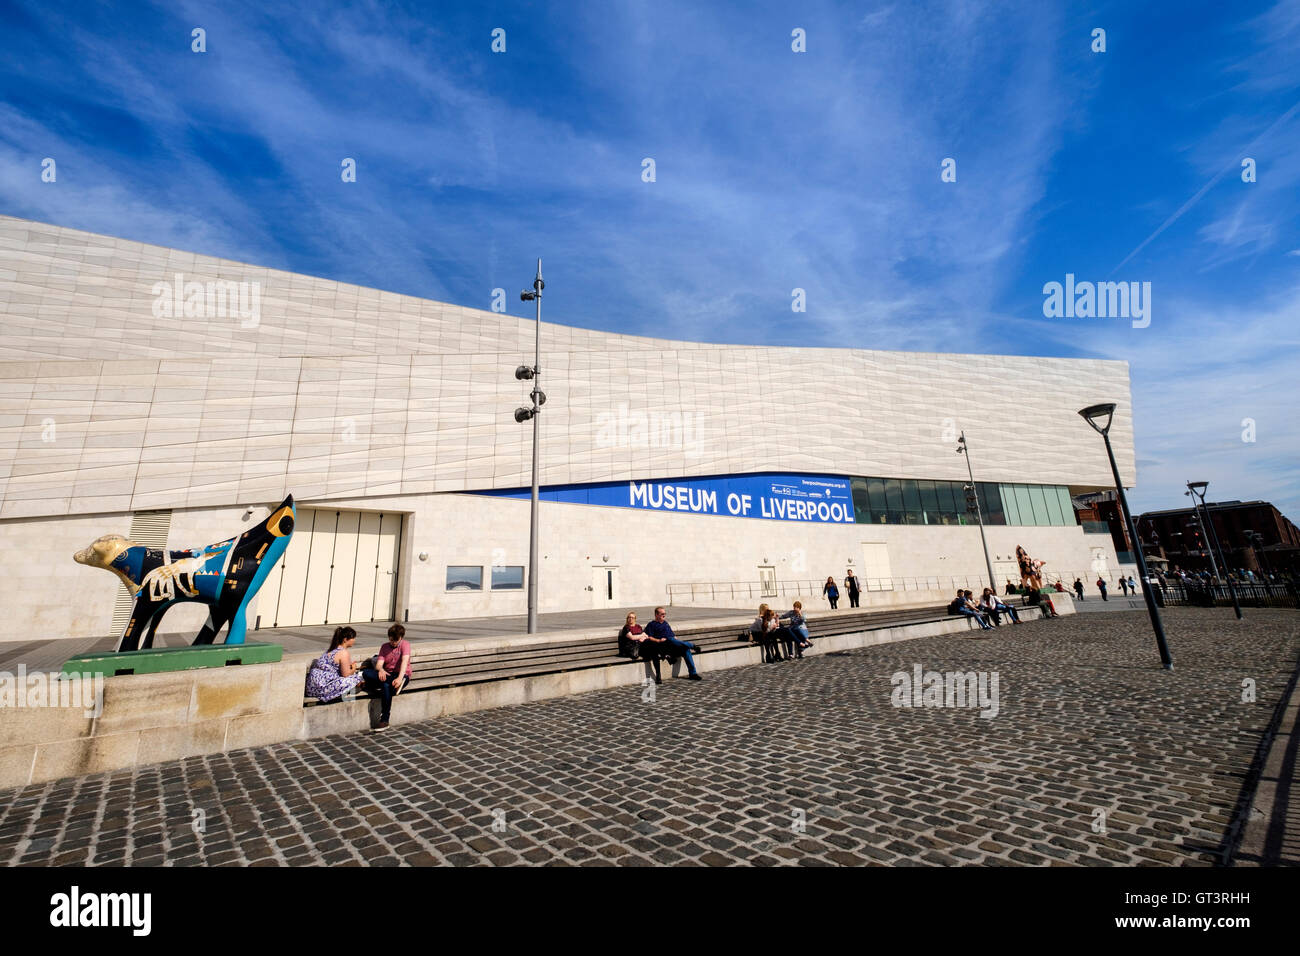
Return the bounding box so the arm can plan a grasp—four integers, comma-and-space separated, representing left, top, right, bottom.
1156, 582, 1298, 609
669, 574, 1297, 608
669, 574, 1012, 604
667, 568, 1165, 606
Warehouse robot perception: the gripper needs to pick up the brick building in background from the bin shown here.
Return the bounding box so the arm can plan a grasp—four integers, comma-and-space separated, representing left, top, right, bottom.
1137, 500, 1300, 577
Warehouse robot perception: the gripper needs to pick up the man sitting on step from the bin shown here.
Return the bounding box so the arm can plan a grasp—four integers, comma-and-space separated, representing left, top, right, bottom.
642, 607, 704, 680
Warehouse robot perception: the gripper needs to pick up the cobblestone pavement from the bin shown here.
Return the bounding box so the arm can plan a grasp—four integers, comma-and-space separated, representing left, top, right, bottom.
1, 608, 1296, 867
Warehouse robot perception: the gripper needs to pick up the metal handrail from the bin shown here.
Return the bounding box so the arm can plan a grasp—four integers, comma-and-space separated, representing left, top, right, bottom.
666, 567, 1189, 604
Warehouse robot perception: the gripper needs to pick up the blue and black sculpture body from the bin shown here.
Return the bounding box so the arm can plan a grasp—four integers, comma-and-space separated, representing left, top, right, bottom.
75, 496, 296, 652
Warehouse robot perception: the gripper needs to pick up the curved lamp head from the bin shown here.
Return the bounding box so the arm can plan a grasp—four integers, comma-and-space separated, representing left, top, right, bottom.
1187, 480, 1208, 498
1078, 403, 1117, 436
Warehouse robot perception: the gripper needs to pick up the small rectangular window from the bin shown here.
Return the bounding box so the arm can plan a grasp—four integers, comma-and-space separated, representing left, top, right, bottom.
446, 566, 483, 591
491, 566, 524, 590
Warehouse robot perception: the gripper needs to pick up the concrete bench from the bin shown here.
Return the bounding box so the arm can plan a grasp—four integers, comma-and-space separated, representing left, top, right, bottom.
303, 604, 983, 708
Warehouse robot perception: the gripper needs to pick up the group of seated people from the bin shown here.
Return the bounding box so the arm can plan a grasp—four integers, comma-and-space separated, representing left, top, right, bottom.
748, 602, 814, 663
303, 623, 413, 730
616, 601, 819, 677
947, 588, 1022, 631
617, 607, 705, 682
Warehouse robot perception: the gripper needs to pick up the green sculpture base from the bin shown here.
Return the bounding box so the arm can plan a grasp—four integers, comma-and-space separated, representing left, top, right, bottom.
61, 642, 284, 679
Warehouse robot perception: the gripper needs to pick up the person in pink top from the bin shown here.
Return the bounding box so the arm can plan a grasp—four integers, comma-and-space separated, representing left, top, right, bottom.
361, 623, 412, 730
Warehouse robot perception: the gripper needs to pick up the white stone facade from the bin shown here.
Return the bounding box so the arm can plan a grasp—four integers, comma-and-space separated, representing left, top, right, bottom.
0, 215, 1136, 642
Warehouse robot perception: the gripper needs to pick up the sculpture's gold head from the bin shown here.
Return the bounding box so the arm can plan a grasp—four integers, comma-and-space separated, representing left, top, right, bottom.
74, 534, 136, 569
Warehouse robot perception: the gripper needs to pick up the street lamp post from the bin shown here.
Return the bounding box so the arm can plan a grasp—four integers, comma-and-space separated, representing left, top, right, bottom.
1078, 403, 1172, 669
956, 431, 997, 592
1183, 492, 1221, 581
515, 260, 546, 633
1186, 481, 1242, 620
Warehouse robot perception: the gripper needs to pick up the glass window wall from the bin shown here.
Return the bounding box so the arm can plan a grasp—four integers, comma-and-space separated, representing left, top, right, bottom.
845, 477, 1075, 527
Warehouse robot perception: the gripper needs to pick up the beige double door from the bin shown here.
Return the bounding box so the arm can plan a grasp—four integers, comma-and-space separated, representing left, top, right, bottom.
259, 508, 402, 628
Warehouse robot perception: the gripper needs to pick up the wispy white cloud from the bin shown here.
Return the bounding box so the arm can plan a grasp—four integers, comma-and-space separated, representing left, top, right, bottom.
0, 0, 1295, 522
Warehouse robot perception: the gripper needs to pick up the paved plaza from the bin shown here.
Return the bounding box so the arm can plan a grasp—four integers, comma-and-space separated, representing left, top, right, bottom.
1, 608, 1297, 867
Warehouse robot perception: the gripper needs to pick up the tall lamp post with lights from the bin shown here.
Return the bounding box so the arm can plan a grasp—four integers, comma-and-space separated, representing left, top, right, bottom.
1078, 403, 1172, 669
1245, 530, 1272, 580
955, 431, 997, 591
515, 260, 546, 634
1183, 489, 1221, 581
1186, 481, 1242, 620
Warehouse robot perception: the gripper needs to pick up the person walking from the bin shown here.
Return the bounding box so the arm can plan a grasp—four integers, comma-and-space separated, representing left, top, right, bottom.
823, 576, 840, 609
1127, 575, 1137, 594
1096, 576, 1108, 601
1119, 577, 1129, 596
844, 570, 861, 608
1073, 578, 1085, 601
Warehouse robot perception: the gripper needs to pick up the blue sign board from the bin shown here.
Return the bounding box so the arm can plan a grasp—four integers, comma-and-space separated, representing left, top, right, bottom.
475, 472, 855, 524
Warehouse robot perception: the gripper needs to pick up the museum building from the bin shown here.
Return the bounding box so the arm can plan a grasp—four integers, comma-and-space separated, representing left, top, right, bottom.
0, 215, 1136, 644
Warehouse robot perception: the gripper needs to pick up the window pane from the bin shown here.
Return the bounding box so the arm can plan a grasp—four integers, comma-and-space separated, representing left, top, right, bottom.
851, 477, 872, 524
919, 480, 939, 524
935, 480, 957, 515
902, 480, 923, 522
1059, 487, 1076, 525
883, 478, 903, 512
902, 480, 922, 510
1043, 485, 1065, 525
981, 482, 1005, 525
1027, 485, 1050, 525
1014, 485, 1036, 526
884, 478, 904, 523
1000, 484, 1021, 525
446, 566, 483, 590
491, 566, 524, 590
867, 478, 888, 513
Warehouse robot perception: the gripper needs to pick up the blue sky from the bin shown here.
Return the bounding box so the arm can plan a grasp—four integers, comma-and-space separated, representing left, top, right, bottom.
1, 0, 1297, 520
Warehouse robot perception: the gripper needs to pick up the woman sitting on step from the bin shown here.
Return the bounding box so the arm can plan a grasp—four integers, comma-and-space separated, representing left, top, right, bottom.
780, 601, 814, 651
305, 626, 365, 702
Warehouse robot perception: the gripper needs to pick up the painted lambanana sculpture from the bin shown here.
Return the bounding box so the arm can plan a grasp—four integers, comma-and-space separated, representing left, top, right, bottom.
74, 496, 295, 652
